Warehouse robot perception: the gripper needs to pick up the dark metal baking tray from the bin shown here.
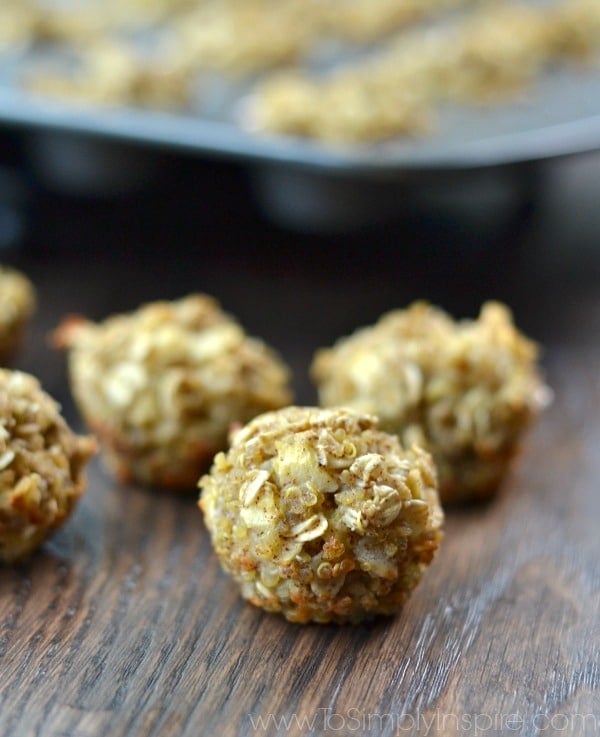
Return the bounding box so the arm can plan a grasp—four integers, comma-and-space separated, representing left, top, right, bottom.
1, 53, 600, 177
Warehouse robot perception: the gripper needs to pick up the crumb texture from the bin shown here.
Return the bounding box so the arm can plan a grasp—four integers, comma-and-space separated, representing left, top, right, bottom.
56, 294, 293, 489
312, 302, 550, 503
200, 406, 443, 624
0, 369, 96, 562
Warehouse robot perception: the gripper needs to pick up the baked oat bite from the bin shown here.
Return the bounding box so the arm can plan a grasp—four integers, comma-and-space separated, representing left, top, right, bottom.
0, 369, 96, 563
54, 295, 293, 491
311, 302, 551, 504
199, 406, 443, 624
0, 265, 36, 365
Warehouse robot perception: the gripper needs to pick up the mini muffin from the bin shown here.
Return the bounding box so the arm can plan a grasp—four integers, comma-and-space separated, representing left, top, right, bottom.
312, 302, 551, 504
0, 369, 96, 563
54, 294, 293, 490
0, 265, 36, 365
200, 406, 443, 624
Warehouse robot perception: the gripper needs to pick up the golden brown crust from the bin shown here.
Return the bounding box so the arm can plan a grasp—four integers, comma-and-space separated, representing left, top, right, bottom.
312, 302, 551, 504
56, 294, 293, 491
90, 418, 219, 489
0, 369, 97, 563
200, 406, 443, 624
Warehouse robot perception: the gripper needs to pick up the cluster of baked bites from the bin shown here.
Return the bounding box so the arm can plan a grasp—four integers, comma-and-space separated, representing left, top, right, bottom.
198, 300, 548, 622
1, 285, 295, 564
1, 280, 549, 626
311, 302, 550, 504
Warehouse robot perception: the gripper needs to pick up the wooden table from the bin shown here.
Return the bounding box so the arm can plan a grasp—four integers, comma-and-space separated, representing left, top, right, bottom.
0, 150, 599, 737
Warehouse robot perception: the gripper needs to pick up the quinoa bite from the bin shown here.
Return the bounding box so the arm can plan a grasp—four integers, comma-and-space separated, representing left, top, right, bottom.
200, 406, 443, 624
0, 265, 36, 365
0, 369, 96, 563
311, 302, 551, 504
54, 294, 293, 490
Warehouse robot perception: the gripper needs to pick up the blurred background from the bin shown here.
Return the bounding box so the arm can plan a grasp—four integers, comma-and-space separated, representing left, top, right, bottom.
1, 0, 599, 406
1, 125, 599, 411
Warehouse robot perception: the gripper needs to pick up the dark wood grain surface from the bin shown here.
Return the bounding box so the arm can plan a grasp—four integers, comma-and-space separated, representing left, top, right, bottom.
0, 147, 599, 737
